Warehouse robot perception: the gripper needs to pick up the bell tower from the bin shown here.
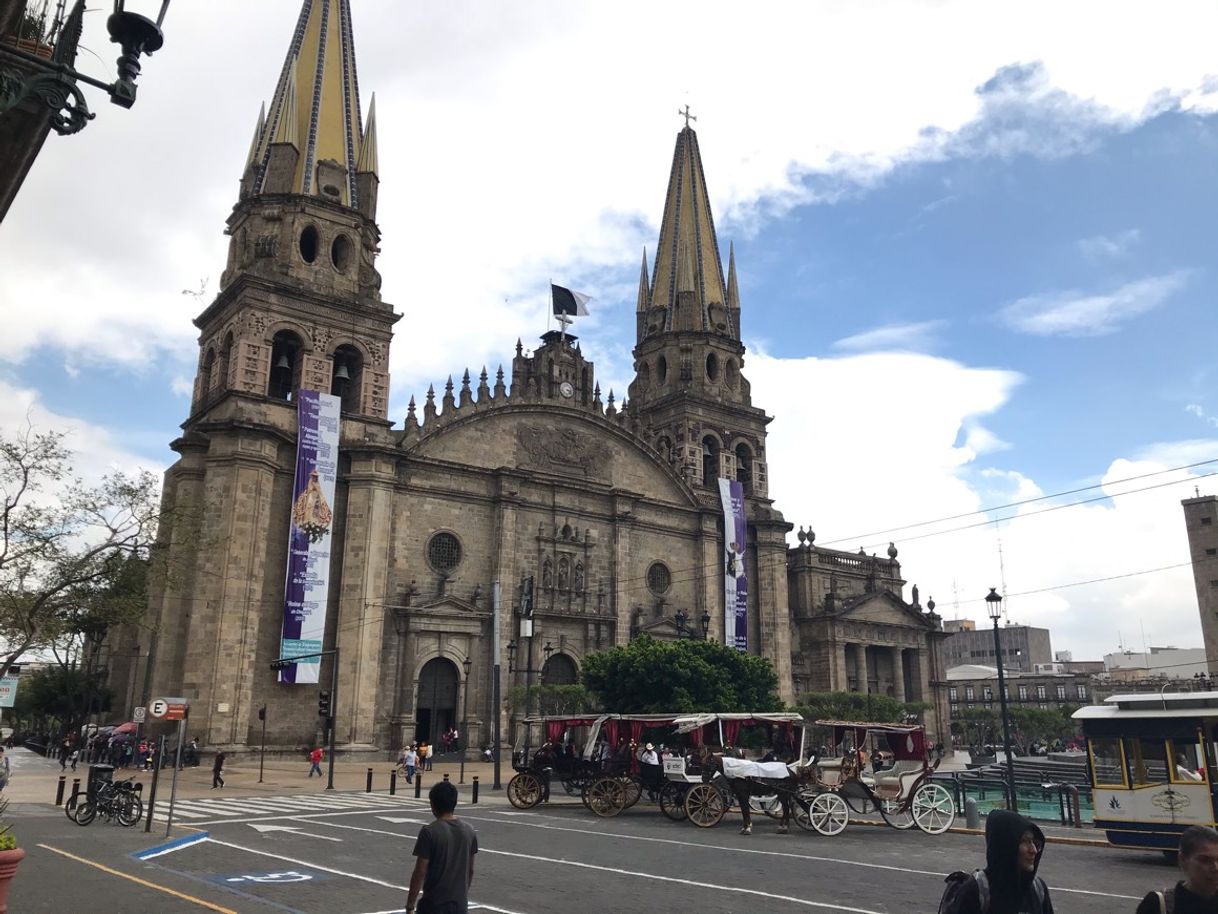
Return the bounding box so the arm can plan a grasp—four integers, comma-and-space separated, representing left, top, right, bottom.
627, 123, 769, 499
190, 0, 395, 422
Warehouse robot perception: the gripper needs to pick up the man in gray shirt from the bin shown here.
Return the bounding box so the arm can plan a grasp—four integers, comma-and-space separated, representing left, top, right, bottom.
407, 780, 478, 914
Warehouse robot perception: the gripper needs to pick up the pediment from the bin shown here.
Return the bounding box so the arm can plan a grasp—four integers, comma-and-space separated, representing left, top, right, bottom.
414, 595, 485, 616
837, 591, 930, 629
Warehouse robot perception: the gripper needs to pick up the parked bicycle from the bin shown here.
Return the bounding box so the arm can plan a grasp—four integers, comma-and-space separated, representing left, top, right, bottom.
71, 777, 143, 827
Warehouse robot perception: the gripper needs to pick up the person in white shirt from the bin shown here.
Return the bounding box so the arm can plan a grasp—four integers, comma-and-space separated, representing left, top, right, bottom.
1177, 753, 1204, 782
637, 742, 661, 801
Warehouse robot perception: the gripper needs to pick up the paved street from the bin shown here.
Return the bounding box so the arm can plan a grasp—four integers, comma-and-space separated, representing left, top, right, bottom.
5, 754, 1177, 914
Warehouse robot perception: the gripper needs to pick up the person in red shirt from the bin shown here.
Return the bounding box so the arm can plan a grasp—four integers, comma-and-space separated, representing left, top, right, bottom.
308, 746, 323, 777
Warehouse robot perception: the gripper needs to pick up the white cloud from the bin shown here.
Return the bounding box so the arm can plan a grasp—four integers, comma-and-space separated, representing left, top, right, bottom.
1186, 404, 1218, 429
1078, 228, 1142, 261
170, 376, 194, 398
997, 272, 1190, 337
832, 320, 946, 353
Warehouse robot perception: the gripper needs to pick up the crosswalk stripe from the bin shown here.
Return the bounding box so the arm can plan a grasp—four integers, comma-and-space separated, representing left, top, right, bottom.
151, 792, 419, 820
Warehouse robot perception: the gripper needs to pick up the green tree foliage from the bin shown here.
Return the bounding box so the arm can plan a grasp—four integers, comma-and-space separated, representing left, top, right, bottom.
1008, 705, 1081, 750
580, 635, 783, 713
959, 706, 999, 749
795, 690, 931, 725
0, 428, 165, 679
21, 665, 112, 732
506, 684, 597, 717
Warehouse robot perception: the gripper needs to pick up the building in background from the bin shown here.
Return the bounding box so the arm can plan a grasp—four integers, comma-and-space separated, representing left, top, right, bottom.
1183, 494, 1218, 674
943, 619, 976, 633
944, 663, 1094, 731
941, 623, 1052, 673
1104, 647, 1208, 681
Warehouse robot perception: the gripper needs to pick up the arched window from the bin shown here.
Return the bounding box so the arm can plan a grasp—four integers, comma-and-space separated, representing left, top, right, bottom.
657, 355, 668, 384
706, 352, 719, 382
542, 653, 578, 686
735, 443, 753, 493
702, 435, 720, 486
218, 332, 233, 394
330, 343, 364, 413
199, 348, 216, 406
268, 330, 304, 401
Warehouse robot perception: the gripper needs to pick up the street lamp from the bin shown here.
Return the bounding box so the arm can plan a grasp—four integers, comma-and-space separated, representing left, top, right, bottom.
673, 609, 712, 640
986, 587, 1018, 812
459, 655, 472, 784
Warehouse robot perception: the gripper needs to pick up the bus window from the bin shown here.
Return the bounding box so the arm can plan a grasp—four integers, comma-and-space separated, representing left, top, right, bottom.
1126, 737, 1168, 787
1168, 741, 1206, 783
1089, 737, 1127, 788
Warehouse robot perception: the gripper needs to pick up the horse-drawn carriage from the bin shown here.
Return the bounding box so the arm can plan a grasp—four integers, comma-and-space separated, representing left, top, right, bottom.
803, 719, 956, 835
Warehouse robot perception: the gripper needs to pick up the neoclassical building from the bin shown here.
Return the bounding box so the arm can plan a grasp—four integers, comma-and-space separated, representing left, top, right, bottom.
110, 0, 948, 753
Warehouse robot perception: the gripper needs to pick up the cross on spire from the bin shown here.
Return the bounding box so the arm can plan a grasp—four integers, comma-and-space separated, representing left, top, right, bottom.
678, 104, 696, 129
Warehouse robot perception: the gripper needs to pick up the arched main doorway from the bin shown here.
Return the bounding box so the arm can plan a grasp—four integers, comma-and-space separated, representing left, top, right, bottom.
415, 657, 459, 744
542, 653, 578, 685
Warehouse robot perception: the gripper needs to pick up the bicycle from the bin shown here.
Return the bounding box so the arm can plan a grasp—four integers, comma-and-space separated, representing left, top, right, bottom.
73, 777, 143, 827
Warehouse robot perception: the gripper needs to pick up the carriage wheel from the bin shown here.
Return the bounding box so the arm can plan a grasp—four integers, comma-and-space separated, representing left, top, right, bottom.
878, 797, 915, 830
507, 772, 543, 809
792, 787, 818, 832
659, 782, 689, 821
586, 777, 627, 817
684, 782, 726, 827
808, 792, 849, 836
911, 782, 955, 835
750, 793, 783, 820
621, 776, 643, 809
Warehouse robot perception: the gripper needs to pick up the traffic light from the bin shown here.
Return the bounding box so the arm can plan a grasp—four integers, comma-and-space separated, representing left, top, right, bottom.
317, 690, 331, 717
270, 658, 293, 671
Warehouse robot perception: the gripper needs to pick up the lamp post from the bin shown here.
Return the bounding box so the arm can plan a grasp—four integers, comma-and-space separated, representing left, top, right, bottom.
673, 609, 712, 640
459, 655, 471, 784
507, 634, 551, 764
986, 587, 1018, 812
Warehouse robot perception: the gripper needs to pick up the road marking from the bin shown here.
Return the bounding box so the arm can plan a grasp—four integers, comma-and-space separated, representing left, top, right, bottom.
133, 832, 210, 860
190, 801, 428, 827
313, 813, 1140, 903
377, 816, 425, 824
38, 844, 239, 914
248, 823, 343, 841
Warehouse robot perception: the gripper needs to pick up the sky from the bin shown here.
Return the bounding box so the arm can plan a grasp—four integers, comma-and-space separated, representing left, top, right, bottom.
1, 0, 1217, 665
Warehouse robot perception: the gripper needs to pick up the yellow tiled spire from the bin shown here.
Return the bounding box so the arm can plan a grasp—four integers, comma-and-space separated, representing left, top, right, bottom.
250, 0, 371, 206
649, 125, 729, 334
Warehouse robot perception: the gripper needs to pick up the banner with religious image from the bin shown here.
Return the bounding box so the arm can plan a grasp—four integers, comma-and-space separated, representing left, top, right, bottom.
718, 478, 748, 652
279, 390, 341, 684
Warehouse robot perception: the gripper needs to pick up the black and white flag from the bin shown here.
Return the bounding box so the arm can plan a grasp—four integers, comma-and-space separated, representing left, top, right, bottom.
551, 283, 591, 317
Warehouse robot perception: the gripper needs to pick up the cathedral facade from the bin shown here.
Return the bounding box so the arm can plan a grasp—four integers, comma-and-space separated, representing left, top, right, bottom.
113, 0, 948, 753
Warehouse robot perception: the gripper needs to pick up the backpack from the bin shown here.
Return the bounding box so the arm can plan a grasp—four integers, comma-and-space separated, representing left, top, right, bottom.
1154, 889, 1176, 914
939, 869, 1047, 914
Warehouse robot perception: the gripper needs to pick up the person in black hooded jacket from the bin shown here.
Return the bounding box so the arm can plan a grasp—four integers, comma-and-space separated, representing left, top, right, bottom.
944, 809, 1054, 914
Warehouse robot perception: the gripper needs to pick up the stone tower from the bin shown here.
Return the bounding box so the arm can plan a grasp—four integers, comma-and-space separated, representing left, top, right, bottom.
627, 123, 792, 687
134, 0, 399, 750
1183, 494, 1218, 673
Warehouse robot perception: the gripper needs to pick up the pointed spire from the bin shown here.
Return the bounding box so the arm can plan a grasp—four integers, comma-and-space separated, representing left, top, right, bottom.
270, 60, 300, 147
477, 367, 490, 402
442, 376, 455, 412
251, 0, 368, 206
459, 369, 473, 407
605, 390, 617, 419
635, 248, 650, 312
649, 124, 731, 336
726, 241, 740, 311
245, 103, 266, 170
494, 365, 506, 399
406, 395, 417, 426
356, 93, 378, 176
423, 384, 437, 423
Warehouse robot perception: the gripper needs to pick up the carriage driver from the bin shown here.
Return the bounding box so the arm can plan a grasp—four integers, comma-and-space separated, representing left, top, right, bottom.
638, 742, 662, 802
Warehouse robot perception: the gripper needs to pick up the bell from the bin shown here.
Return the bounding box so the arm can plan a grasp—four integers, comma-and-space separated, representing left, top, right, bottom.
333, 361, 350, 381
274, 353, 291, 370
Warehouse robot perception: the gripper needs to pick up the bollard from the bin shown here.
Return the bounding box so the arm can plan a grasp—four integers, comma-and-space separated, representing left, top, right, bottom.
965, 797, 980, 830
390, 769, 397, 796
415, 775, 422, 799
54, 775, 66, 806
366, 767, 373, 793
1066, 785, 1082, 828
71, 777, 81, 801
472, 776, 479, 804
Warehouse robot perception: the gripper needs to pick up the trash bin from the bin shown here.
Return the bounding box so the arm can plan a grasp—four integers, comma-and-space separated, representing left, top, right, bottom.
87, 764, 115, 799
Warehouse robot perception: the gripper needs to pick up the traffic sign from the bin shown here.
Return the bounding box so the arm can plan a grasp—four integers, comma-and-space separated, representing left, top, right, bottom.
149, 698, 168, 719
133, 706, 146, 723
150, 697, 189, 721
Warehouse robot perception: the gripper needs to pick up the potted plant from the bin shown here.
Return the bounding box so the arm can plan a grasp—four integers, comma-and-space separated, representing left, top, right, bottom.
0, 797, 22, 912
1, 10, 54, 59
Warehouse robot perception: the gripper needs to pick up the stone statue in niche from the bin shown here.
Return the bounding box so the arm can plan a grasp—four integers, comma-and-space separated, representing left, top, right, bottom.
471, 583, 483, 608
558, 556, 570, 590
574, 562, 585, 592
542, 557, 554, 590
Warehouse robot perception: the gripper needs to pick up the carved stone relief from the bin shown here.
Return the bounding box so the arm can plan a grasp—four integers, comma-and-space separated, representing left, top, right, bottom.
517, 425, 607, 477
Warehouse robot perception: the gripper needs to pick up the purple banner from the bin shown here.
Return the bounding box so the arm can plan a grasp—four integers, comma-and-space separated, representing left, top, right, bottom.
718, 478, 748, 652
279, 390, 341, 684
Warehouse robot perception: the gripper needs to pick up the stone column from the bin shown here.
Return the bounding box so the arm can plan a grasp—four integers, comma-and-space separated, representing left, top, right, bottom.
892, 647, 906, 702
856, 643, 870, 694
834, 642, 849, 691
754, 518, 793, 703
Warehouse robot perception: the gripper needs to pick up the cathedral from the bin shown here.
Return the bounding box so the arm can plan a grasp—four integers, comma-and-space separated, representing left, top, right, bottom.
111, 0, 949, 754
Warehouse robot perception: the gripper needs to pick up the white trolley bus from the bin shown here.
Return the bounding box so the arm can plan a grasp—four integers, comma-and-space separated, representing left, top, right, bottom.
1074, 691, 1218, 852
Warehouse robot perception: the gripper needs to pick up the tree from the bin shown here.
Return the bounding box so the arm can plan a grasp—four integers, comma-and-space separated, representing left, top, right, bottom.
0, 428, 165, 680
795, 691, 931, 726
1008, 705, 1080, 752
580, 635, 783, 713
22, 665, 111, 732
505, 683, 597, 717
959, 707, 999, 750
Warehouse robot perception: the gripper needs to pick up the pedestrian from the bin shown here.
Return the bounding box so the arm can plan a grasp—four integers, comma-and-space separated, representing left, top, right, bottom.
939, 809, 1053, 913
406, 780, 478, 914
69, 747, 79, 771
212, 749, 226, 789
404, 744, 418, 783
1136, 825, 1218, 913
0, 747, 10, 794
419, 741, 431, 771
308, 746, 323, 777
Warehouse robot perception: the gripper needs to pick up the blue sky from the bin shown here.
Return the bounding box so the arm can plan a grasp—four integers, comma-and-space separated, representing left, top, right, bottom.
1, 1, 1216, 661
